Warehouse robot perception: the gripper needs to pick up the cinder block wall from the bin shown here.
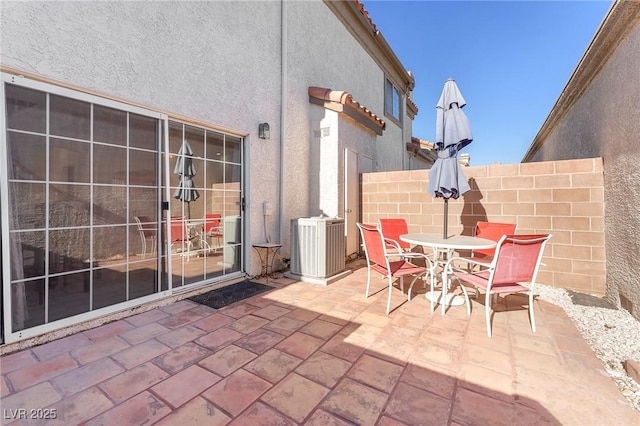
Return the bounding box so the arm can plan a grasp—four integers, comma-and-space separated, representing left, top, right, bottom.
361, 158, 605, 295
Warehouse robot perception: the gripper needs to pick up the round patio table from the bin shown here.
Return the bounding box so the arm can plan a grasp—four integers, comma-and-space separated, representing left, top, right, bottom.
400, 233, 497, 309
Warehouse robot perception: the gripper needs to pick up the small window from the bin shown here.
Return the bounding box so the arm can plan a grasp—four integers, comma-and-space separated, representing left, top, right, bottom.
384, 78, 402, 123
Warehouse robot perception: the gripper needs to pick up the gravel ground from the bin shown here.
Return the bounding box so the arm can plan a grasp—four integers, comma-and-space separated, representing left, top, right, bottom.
536, 284, 640, 411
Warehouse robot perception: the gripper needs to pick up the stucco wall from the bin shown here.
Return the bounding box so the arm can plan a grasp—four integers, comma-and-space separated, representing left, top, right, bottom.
281, 1, 408, 258
0, 1, 282, 276
336, 114, 378, 216
311, 107, 341, 218
527, 23, 640, 318
284, 1, 380, 229
307, 107, 378, 217
1, 0, 415, 278
1, 1, 282, 132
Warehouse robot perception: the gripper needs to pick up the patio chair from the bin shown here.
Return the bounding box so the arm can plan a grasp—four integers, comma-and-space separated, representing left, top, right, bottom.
133, 216, 157, 258
455, 221, 516, 272
379, 218, 411, 253
444, 234, 552, 337
357, 223, 436, 314
204, 213, 223, 250
167, 218, 196, 259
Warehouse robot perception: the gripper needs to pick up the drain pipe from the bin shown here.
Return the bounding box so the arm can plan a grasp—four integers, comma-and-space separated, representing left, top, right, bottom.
401, 93, 406, 171
402, 76, 413, 171
279, 0, 287, 250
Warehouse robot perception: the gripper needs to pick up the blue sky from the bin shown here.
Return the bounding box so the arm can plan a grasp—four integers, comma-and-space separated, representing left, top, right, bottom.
362, 0, 612, 165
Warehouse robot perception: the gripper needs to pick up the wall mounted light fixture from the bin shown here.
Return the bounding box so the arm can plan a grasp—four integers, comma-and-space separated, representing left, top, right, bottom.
258, 122, 270, 139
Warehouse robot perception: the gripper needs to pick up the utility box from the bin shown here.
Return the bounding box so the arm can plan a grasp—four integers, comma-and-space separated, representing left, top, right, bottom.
286, 217, 351, 285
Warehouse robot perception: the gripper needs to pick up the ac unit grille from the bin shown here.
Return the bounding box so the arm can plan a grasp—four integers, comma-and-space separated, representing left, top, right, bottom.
290, 217, 345, 278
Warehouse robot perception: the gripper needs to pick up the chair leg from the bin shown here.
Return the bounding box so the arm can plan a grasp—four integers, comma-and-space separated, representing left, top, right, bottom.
529, 292, 536, 333
485, 291, 492, 338
365, 267, 371, 298
457, 280, 471, 317
185, 241, 194, 261
200, 238, 211, 254
407, 275, 422, 301
386, 276, 393, 315
407, 276, 414, 301
429, 271, 435, 313
141, 238, 147, 258
441, 270, 449, 316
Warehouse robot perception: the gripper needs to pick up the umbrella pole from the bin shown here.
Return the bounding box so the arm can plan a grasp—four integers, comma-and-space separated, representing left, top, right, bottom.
443, 199, 448, 239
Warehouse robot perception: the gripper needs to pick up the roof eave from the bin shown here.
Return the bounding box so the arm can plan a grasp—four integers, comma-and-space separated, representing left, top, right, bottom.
522, 0, 640, 162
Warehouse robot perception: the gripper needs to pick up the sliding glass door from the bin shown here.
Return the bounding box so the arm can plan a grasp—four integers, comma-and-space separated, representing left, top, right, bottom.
2, 74, 246, 343
1, 75, 167, 342
166, 122, 244, 289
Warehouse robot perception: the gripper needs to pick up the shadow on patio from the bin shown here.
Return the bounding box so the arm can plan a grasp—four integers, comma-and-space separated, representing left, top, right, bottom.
1, 261, 637, 425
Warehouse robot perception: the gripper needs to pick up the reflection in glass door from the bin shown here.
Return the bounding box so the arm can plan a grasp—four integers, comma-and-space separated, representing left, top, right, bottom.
1, 76, 166, 342
166, 122, 244, 289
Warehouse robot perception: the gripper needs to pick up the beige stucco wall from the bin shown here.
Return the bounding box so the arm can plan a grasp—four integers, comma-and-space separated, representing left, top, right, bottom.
307, 106, 377, 219
1, 1, 415, 276
527, 20, 640, 318
0, 0, 282, 277
281, 1, 413, 257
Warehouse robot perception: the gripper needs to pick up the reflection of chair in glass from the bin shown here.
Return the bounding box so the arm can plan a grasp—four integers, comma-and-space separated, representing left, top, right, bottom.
134, 216, 157, 258
445, 234, 552, 337
167, 218, 195, 259
357, 223, 436, 315
204, 213, 223, 251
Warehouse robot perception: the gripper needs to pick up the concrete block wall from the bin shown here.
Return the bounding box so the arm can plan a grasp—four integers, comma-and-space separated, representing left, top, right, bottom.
210, 183, 241, 216
361, 158, 606, 295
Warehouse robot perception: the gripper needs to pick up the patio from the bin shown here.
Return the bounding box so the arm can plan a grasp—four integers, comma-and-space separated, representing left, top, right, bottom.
1, 260, 637, 425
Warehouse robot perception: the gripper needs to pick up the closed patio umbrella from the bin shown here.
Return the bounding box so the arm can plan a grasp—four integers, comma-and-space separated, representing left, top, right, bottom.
173, 140, 200, 220
427, 78, 473, 238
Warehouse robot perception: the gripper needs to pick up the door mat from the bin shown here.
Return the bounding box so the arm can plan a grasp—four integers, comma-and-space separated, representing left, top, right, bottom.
567, 290, 616, 310
188, 280, 273, 309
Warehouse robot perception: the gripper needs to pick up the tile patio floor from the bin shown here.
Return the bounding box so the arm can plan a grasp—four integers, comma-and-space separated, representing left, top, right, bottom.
1, 261, 638, 425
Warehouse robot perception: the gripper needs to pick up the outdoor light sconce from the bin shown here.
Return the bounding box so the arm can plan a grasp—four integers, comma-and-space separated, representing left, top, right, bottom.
259, 122, 270, 140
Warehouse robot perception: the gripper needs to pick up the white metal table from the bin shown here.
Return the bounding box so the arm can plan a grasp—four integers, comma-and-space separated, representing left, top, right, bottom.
186, 219, 210, 254
400, 233, 496, 310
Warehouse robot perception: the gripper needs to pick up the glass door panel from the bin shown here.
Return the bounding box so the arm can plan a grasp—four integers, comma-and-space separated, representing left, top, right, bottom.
3, 78, 165, 340
165, 122, 244, 287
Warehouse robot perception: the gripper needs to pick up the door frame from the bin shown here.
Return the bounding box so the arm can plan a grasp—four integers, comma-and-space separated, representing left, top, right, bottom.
344, 148, 372, 258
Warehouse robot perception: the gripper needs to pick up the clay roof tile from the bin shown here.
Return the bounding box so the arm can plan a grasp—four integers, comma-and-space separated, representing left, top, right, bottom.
309, 86, 386, 134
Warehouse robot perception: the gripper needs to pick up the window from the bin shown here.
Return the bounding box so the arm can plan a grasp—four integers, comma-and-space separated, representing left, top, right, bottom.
384, 78, 402, 123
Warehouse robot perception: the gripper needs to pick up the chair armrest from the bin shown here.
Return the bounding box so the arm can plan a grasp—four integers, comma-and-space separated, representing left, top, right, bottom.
384, 238, 403, 253
452, 256, 491, 269
443, 256, 493, 273
394, 252, 435, 269
140, 227, 157, 237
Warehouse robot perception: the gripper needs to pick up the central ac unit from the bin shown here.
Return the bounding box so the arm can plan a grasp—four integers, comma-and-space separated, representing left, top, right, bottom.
289, 217, 346, 280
